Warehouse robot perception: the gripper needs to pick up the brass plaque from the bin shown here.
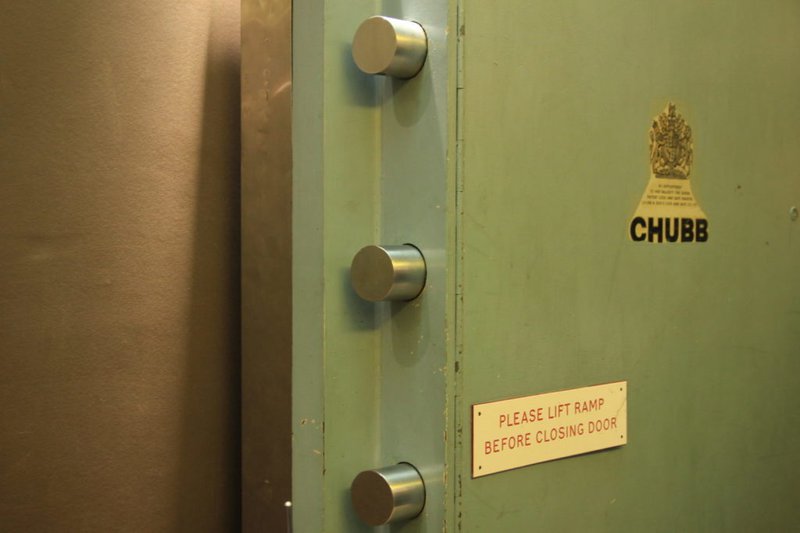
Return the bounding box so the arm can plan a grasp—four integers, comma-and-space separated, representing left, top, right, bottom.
472, 382, 627, 478
629, 103, 709, 243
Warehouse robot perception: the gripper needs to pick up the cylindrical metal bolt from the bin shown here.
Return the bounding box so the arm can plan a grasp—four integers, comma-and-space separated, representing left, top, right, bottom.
351, 16, 428, 78
350, 244, 426, 302
351, 463, 426, 526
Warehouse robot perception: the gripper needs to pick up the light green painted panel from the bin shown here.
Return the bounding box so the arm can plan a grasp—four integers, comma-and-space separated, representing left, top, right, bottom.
457, 1, 800, 531
293, 1, 456, 531
293, 1, 380, 531
376, 1, 458, 532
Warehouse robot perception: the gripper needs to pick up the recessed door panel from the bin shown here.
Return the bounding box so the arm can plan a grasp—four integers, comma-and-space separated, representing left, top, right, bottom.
457, 1, 800, 531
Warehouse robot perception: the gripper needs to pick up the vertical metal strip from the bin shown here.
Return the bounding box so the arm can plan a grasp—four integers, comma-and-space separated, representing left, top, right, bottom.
241, 0, 292, 530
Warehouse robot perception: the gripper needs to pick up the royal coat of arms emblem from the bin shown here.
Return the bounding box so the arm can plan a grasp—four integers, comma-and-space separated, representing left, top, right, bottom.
629, 103, 709, 243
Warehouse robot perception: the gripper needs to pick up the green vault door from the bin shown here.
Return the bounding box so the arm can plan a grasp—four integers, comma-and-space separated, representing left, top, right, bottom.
292, 1, 800, 531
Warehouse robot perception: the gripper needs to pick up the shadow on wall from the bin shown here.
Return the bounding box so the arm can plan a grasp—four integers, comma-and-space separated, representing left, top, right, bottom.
177, 11, 242, 532
0, 1, 241, 531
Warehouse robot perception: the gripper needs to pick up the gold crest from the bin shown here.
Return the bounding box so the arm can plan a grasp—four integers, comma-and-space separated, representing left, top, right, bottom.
649, 103, 693, 179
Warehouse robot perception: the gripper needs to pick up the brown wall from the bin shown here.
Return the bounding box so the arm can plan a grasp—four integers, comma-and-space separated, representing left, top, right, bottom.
0, 1, 241, 530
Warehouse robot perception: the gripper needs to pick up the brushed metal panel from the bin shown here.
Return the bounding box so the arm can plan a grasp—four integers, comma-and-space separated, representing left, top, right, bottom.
241, 0, 292, 531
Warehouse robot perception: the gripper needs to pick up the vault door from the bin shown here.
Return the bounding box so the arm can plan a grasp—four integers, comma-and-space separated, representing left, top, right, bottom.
456, 1, 800, 531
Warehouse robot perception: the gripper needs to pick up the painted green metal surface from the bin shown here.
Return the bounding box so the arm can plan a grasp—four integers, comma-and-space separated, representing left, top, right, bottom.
294, 0, 800, 531
456, 1, 800, 531
292, 1, 456, 531
375, 1, 457, 531
293, 2, 379, 531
